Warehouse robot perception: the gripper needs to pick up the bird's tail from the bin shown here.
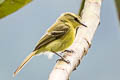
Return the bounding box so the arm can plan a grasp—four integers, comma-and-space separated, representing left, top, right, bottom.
13, 51, 37, 77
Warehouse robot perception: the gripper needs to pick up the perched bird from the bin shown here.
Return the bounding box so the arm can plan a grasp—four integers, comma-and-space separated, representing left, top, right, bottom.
13, 12, 87, 76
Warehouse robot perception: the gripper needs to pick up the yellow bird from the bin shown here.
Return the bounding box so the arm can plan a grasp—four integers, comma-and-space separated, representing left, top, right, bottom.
14, 12, 87, 76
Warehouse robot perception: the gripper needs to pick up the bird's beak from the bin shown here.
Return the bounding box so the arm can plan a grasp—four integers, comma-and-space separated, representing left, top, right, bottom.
78, 16, 87, 27
79, 22, 87, 27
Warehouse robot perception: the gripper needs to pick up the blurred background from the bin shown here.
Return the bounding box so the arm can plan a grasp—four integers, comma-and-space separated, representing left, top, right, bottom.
0, 0, 120, 80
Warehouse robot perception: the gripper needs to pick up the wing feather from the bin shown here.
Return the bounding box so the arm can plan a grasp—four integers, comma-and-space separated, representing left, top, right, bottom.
34, 23, 69, 51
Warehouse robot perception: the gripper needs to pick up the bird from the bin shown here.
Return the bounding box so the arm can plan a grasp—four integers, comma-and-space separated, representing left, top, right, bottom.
13, 12, 87, 76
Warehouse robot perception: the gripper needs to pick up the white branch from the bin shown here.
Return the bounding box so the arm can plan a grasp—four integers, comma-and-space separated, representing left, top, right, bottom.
48, 0, 102, 80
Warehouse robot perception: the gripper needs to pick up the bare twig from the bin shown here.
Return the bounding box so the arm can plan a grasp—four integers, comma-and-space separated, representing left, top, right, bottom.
48, 0, 102, 80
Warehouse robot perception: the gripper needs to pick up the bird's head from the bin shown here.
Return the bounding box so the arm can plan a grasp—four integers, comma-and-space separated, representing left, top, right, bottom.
59, 12, 87, 28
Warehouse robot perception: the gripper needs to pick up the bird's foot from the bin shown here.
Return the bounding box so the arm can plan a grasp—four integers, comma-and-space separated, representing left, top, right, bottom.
56, 58, 70, 64
51, 50, 70, 64
62, 50, 74, 53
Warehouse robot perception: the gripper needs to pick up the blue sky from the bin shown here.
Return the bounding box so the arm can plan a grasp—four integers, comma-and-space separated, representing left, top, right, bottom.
0, 0, 120, 80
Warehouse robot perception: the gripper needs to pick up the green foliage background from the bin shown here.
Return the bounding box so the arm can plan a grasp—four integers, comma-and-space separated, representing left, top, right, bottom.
0, 0, 32, 18
115, 0, 120, 22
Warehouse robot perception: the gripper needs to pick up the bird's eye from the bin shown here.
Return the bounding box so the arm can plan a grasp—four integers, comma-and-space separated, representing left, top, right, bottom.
74, 18, 80, 23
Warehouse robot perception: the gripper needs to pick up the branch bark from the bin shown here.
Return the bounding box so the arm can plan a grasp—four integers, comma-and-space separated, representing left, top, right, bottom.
48, 0, 102, 80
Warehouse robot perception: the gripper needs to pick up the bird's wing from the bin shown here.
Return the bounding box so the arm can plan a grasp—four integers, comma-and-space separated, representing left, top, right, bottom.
34, 23, 69, 51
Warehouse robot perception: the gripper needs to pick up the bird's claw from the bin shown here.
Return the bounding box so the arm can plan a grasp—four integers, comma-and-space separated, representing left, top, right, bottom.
56, 59, 70, 64
63, 50, 74, 53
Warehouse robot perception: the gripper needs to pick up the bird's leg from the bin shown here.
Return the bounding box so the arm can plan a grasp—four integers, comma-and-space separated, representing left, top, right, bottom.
51, 50, 70, 64
59, 50, 74, 55
62, 50, 74, 53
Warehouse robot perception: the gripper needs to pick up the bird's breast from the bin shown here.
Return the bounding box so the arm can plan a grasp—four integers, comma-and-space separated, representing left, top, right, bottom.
59, 28, 76, 51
